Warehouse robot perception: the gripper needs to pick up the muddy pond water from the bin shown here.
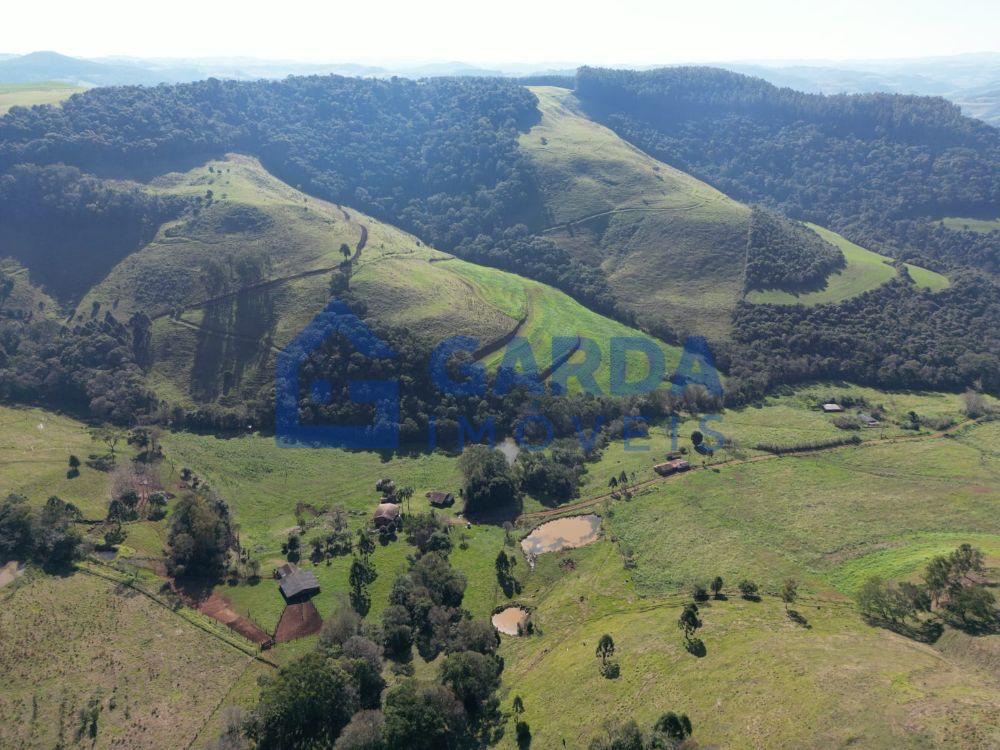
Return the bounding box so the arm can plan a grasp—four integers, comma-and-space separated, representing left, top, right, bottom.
520, 514, 602, 557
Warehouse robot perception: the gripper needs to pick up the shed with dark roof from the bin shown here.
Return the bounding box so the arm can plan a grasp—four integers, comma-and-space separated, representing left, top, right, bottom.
277, 565, 320, 601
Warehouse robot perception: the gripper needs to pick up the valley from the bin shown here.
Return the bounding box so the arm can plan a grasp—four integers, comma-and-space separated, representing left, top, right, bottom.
0, 63, 998, 750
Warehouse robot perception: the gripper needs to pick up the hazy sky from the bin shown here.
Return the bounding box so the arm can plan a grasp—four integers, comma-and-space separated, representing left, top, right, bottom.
3, 0, 999, 64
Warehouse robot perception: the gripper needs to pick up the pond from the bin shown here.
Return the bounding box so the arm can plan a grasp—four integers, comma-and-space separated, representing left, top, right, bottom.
520, 514, 602, 557
491, 606, 530, 636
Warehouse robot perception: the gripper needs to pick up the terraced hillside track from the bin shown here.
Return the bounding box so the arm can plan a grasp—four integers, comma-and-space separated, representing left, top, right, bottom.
150, 220, 370, 323
519, 418, 981, 523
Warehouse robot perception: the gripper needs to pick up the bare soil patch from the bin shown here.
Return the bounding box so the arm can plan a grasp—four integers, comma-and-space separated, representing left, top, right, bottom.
275, 600, 323, 642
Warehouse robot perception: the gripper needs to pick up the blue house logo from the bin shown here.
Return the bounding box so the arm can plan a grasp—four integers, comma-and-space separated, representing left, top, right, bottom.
275, 299, 399, 450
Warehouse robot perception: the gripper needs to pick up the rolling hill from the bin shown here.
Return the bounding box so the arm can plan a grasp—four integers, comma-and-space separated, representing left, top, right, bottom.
746, 223, 949, 305
521, 86, 751, 341
77, 154, 678, 408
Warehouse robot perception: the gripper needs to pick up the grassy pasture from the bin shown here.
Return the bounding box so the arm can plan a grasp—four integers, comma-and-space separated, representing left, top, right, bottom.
746, 223, 949, 305
0, 81, 83, 115
0, 570, 254, 750
0, 405, 124, 520
498, 544, 1000, 749
522, 87, 751, 341
443, 259, 682, 394
938, 216, 1000, 233
3, 386, 998, 748
93, 154, 672, 410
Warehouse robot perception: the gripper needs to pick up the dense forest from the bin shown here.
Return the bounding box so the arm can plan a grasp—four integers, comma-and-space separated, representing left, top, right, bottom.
574, 66, 1000, 399
726, 272, 1000, 402
0, 76, 622, 319
1, 70, 998, 429
574, 66, 1000, 274
744, 209, 845, 291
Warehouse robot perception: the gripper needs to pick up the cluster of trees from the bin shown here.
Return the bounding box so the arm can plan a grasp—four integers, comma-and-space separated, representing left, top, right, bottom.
458, 445, 521, 518
726, 274, 1000, 402
0, 308, 157, 423
165, 489, 236, 580
857, 544, 996, 634
588, 713, 694, 750
744, 208, 845, 292
230, 518, 512, 748
240, 600, 489, 750
0, 164, 187, 299
0, 494, 83, 570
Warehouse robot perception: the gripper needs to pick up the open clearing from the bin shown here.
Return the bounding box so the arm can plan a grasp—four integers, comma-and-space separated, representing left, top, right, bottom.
0, 571, 253, 750
0, 82, 84, 114
746, 223, 949, 305
521, 86, 751, 341
938, 216, 1000, 233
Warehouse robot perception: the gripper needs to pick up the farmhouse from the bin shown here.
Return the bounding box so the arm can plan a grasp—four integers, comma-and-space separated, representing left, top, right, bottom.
858, 412, 880, 427
654, 459, 690, 476
374, 502, 401, 528
426, 491, 455, 508
822, 403, 844, 413
276, 564, 320, 602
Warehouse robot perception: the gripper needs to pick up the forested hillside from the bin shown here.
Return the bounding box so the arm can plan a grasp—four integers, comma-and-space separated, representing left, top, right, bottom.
575, 66, 1000, 274
573, 66, 1000, 400
0, 76, 623, 319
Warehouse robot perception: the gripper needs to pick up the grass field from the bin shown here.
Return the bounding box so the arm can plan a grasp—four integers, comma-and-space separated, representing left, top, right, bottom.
938, 216, 1000, 233
0, 570, 254, 750
82, 154, 679, 410
3, 385, 997, 748
522, 87, 752, 341
497, 541, 1000, 749
0, 81, 84, 114
0, 405, 132, 520
746, 224, 949, 305
443, 259, 681, 394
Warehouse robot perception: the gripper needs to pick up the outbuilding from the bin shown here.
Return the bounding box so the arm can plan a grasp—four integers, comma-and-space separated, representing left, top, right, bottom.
654, 459, 691, 476
426, 491, 455, 508
822, 403, 844, 413
276, 564, 320, 601
374, 502, 401, 528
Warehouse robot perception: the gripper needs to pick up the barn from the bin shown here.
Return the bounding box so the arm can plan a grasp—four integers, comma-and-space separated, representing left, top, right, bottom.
276, 564, 320, 601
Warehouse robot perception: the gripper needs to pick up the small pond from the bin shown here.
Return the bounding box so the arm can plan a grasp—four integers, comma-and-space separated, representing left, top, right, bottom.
520, 514, 602, 557
491, 606, 530, 636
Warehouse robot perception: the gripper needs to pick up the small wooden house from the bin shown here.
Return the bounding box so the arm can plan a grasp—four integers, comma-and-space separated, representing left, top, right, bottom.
858, 413, 880, 427
426, 491, 455, 508
276, 564, 320, 601
822, 403, 844, 413
654, 459, 690, 477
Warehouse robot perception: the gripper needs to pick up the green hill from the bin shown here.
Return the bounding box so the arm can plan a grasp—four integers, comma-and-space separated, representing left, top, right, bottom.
78, 155, 677, 408
521, 86, 752, 341
746, 224, 949, 305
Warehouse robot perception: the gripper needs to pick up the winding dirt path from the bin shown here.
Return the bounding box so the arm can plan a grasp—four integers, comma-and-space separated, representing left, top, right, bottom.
540, 201, 707, 234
